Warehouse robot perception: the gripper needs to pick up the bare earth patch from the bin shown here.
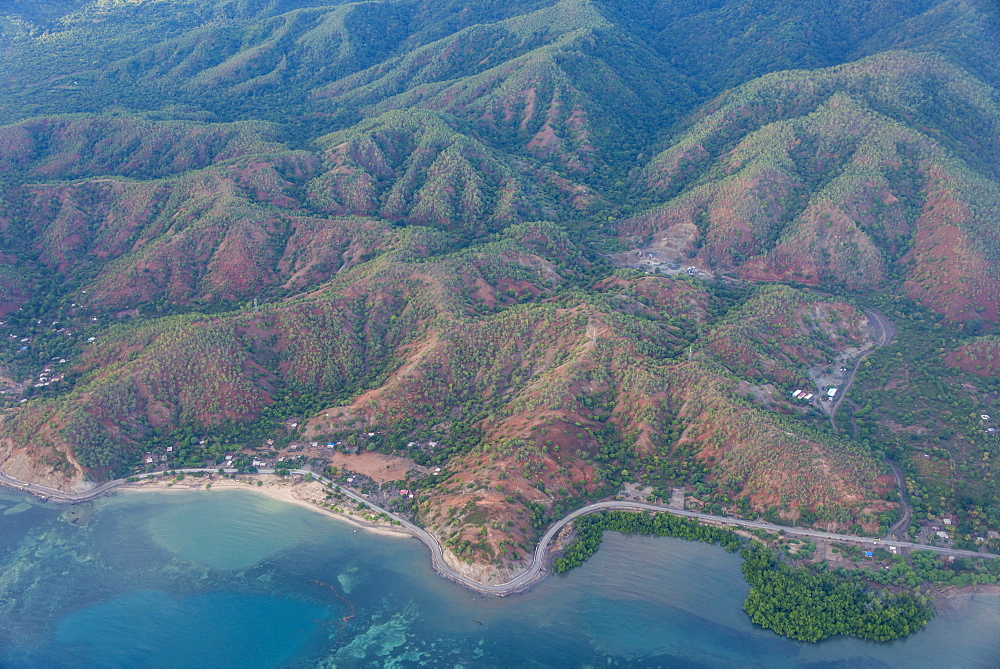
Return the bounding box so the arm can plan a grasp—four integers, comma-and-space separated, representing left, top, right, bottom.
328, 452, 425, 483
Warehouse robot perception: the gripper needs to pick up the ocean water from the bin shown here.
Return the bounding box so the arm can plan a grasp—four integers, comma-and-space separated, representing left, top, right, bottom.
0, 486, 997, 668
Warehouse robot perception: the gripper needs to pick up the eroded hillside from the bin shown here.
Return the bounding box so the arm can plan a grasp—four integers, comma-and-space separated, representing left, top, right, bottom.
2, 0, 1000, 568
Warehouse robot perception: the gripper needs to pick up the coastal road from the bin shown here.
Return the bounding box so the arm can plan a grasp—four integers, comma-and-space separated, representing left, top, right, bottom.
0, 469, 123, 502
2, 465, 995, 596
0, 465, 525, 595
298, 474, 999, 595
0, 467, 243, 503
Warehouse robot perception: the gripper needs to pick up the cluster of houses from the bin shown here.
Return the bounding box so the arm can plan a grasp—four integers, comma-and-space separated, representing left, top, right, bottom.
862, 545, 899, 558
222, 453, 268, 468
33, 363, 66, 388
929, 518, 957, 540
5, 320, 81, 348
0, 356, 69, 400
790, 389, 816, 404
789, 386, 839, 406
928, 520, 997, 545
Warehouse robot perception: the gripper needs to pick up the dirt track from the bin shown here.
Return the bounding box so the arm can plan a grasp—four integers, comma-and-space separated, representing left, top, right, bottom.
823, 308, 912, 541
828, 308, 896, 432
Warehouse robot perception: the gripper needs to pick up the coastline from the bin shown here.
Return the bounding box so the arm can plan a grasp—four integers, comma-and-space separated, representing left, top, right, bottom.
102, 481, 1000, 605
116, 474, 543, 596
0, 468, 540, 597
2, 475, 998, 665
119, 474, 413, 539
931, 583, 1000, 611
2, 468, 999, 601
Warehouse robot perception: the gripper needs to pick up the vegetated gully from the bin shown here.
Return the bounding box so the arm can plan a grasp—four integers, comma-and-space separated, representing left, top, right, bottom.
827, 309, 912, 541
0, 465, 994, 597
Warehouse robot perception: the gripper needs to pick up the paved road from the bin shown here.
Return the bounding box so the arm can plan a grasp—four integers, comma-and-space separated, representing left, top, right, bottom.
532, 501, 998, 559
0, 469, 123, 502
0, 465, 528, 594
3, 466, 995, 596
295, 484, 1000, 594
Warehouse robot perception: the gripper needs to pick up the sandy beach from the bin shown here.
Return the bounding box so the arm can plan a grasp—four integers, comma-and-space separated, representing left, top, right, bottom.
100, 473, 1000, 602
120, 473, 414, 540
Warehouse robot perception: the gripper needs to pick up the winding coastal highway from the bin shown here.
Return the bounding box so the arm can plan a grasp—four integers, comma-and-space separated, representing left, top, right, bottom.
320, 485, 1000, 595
0, 469, 123, 502
0, 311, 973, 596
1, 465, 994, 596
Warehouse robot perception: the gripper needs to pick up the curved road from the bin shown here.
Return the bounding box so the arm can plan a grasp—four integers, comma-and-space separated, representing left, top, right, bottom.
267, 475, 1000, 595
885, 460, 912, 541
0, 469, 123, 502
829, 308, 896, 432
825, 309, 913, 542
2, 466, 994, 596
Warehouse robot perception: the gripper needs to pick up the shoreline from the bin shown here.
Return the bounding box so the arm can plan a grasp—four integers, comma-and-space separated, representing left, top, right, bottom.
931, 583, 1000, 610
118, 474, 414, 540
116, 474, 543, 597
2, 468, 999, 601
0, 468, 541, 597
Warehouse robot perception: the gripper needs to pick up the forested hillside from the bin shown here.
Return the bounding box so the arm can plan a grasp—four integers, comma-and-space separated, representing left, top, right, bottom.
1, 0, 999, 574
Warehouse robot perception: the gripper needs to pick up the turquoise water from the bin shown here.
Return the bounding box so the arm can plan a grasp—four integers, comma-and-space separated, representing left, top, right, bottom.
0, 487, 997, 667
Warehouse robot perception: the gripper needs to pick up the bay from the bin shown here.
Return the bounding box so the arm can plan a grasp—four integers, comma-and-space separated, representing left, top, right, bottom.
0, 486, 996, 667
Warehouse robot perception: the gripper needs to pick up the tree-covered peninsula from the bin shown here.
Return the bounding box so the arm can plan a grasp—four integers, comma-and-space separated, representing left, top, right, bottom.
554, 511, 936, 643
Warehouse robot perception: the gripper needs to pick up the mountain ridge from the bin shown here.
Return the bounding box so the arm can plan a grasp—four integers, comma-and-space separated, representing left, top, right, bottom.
1, 0, 999, 570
